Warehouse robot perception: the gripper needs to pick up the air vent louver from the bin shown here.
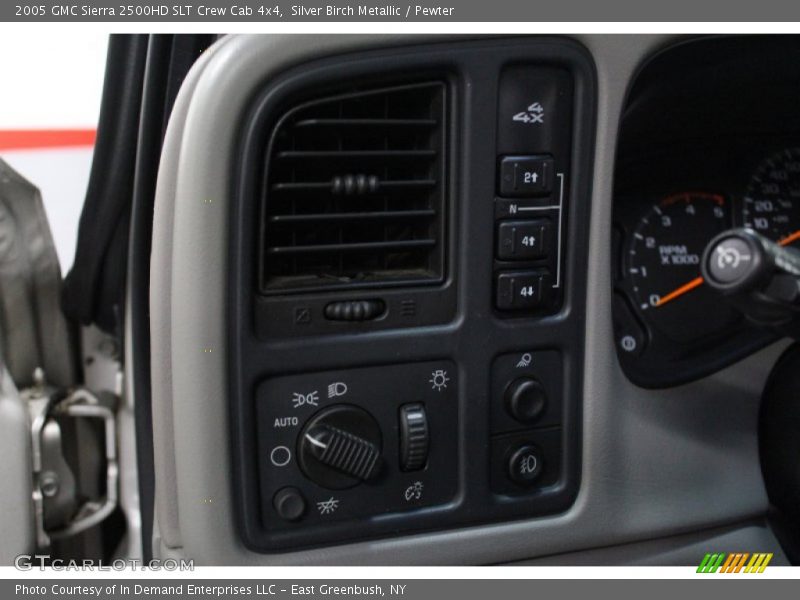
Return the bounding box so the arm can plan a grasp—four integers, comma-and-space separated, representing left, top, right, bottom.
260, 82, 447, 293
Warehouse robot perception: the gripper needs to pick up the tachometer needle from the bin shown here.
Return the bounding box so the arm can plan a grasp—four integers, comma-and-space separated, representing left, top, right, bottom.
653, 228, 800, 308
654, 276, 704, 307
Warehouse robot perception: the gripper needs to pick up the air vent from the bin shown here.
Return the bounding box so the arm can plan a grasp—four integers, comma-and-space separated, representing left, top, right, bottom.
260, 82, 447, 294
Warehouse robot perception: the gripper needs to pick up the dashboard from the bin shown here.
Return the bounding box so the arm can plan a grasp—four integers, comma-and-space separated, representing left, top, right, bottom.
613, 36, 800, 387
148, 34, 794, 565
228, 38, 594, 552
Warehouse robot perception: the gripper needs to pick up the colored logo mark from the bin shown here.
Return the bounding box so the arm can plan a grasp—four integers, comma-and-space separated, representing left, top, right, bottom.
697, 552, 773, 573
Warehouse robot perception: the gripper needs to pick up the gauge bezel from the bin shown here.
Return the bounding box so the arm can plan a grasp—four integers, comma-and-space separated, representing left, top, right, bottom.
611, 35, 800, 389
614, 190, 777, 389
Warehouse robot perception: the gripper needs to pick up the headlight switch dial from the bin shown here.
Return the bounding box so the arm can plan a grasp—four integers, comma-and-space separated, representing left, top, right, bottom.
298, 404, 383, 490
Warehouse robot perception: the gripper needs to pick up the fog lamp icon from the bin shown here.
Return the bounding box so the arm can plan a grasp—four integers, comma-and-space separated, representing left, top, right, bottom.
327, 382, 348, 398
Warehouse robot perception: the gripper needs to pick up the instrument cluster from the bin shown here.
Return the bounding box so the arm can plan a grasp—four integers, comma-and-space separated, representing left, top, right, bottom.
614, 144, 799, 386
612, 37, 800, 387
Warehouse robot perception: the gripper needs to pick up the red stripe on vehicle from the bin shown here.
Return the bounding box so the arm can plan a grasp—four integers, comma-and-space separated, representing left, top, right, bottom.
0, 129, 96, 151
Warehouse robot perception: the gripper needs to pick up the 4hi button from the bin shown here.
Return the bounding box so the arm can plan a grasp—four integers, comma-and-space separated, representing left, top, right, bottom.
508, 445, 544, 486
497, 220, 550, 260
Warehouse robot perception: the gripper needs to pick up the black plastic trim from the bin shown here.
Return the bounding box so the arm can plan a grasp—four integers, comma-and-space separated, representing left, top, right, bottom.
229, 37, 597, 553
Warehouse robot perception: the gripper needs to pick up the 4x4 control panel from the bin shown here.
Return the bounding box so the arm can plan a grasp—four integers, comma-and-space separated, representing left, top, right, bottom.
494, 66, 573, 314
256, 362, 458, 537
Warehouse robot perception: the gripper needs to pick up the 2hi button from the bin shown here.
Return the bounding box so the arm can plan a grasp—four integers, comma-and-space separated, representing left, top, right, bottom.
499, 156, 553, 197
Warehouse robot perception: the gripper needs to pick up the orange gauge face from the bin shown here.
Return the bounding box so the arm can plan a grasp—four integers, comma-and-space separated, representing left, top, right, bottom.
626, 192, 739, 343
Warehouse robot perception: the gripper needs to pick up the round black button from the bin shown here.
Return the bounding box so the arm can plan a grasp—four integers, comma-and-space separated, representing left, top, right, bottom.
273, 487, 306, 521
504, 378, 547, 423
508, 445, 544, 486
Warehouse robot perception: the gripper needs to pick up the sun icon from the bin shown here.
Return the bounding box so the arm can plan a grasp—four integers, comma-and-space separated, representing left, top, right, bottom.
429, 369, 449, 391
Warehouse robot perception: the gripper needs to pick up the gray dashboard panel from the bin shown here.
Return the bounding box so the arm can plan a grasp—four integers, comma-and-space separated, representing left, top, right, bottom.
148, 37, 219, 550
149, 33, 784, 564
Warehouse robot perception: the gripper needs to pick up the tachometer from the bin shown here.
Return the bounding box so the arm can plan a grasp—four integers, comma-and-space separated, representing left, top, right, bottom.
627, 192, 738, 343
743, 147, 800, 245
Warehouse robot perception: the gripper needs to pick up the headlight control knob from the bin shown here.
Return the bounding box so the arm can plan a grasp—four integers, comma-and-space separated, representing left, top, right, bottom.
298, 404, 382, 490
